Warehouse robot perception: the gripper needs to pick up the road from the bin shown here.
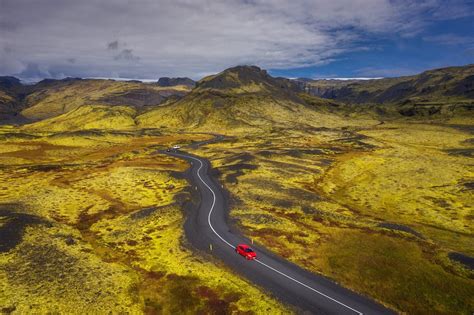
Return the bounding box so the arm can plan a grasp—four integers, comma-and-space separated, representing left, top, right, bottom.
165, 137, 394, 314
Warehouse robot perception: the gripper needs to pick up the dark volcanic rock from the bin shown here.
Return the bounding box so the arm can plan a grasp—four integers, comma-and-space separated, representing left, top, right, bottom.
130, 206, 159, 220
378, 222, 424, 238
0, 205, 47, 252
157, 77, 196, 88
448, 252, 474, 270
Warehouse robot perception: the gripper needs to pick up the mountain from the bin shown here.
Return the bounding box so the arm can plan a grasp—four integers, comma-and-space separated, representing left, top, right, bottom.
196, 65, 299, 97
137, 66, 342, 132
7, 64, 474, 130
295, 65, 474, 105
157, 77, 196, 88
0, 77, 191, 124
0, 77, 29, 123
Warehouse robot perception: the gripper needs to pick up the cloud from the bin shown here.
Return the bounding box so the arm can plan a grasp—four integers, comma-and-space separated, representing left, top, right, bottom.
17, 62, 52, 80
114, 49, 140, 61
429, 0, 474, 20
107, 40, 119, 50
0, 0, 472, 80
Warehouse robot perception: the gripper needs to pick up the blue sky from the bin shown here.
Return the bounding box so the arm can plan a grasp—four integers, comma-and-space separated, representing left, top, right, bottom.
1, 0, 473, 81
271, 15, 474, 78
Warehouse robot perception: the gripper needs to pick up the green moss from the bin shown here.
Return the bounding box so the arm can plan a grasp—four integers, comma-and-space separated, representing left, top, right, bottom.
0, 131, 289, 313
315, 230, 474, 314
190, 123, 474, 314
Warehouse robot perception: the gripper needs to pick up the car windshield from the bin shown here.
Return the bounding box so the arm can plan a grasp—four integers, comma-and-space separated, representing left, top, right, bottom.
244, 248, 254, 253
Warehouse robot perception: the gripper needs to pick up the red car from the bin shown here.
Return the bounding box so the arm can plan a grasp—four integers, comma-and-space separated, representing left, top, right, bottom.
235, 244, 257, 260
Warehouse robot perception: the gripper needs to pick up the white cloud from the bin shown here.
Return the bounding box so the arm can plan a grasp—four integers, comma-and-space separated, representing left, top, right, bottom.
0, 0, 471, 79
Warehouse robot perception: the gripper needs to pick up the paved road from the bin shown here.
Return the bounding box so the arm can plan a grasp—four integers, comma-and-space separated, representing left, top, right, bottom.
164, 137, 394, 314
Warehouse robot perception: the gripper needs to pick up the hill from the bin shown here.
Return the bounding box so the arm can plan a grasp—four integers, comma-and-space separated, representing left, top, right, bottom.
0, 77, 190, 124
21, 78, 190, 121
8, 64, 474, 131
296, 64, 474, 104
24, 105, 136, 131
137, 66, 346, 132
295, 65, 474, 121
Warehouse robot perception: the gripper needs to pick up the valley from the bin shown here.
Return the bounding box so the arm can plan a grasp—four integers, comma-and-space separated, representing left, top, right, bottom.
0, 65, 473, 314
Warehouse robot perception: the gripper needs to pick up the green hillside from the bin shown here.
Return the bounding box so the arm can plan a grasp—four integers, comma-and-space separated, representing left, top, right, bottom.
138, 66, 350, 132
3, 64, 474, 130
21, 78, 189, 121
298, 64, 474, 104
0, 77, 190, 124
24, 105, 137, 131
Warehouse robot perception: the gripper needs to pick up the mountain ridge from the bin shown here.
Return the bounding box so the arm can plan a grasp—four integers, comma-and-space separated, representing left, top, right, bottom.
137, 65, 342, 132
2, 63, 474, 130
294, 64, 474, 104
0, 77, 191, 124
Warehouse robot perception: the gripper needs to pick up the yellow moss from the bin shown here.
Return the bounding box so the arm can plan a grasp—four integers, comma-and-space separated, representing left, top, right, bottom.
0, 131, 289, 313
136, 92, 369, 133
189, 124, 474, 314
24, 105, 137, 131
321, 123, 473, 248
0, 224, 141, 313
314, 229, 474, 314
20, 79, 190, 121
90, 204, 289, 314
73, 166, 185, 209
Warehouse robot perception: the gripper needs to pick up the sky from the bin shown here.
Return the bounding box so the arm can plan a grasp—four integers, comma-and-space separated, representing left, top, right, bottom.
1, 0, 473, 82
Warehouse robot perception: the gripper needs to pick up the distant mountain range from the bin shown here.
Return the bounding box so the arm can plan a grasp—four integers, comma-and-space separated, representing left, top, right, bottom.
1, 64, 473, 129
294, 64, 474, 105
0, 77, 192, 123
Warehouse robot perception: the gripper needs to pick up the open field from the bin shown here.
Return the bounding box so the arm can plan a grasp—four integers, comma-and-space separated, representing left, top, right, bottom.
190, 122, 474, 314
0, 128, 289, 314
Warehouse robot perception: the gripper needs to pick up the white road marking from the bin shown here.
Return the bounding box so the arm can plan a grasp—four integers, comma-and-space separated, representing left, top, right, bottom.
254, 259, 362, 315
183, 154, 234, 249
173, 152, 363, 315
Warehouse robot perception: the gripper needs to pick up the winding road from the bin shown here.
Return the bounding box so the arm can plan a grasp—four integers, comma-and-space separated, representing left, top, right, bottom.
165, 136, 394, 314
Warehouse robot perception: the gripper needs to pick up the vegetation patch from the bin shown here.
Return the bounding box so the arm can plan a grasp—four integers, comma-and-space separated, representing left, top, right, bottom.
191, 122, 474, 314
0, 130, 288, 313
0, 206, 46, 252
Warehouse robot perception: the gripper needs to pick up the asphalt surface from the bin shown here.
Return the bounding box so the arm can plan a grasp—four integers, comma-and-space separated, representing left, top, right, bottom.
164, 136, 394, 314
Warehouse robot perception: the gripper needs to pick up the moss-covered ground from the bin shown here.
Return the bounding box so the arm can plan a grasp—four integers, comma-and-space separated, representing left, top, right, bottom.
0, 128, 289, 314
190, 121, 474, 314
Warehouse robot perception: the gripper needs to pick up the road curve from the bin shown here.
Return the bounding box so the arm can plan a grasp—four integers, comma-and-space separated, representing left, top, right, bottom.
164, 137, 394, 314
